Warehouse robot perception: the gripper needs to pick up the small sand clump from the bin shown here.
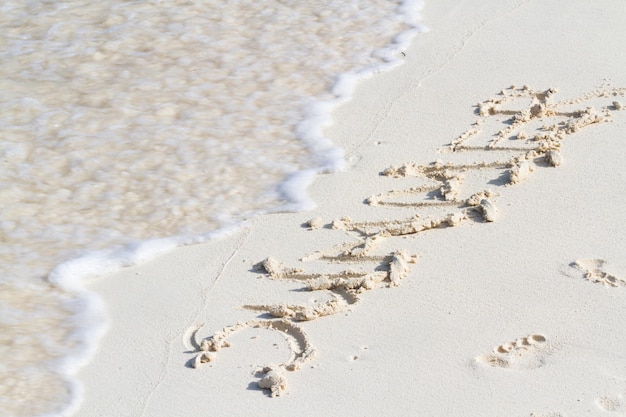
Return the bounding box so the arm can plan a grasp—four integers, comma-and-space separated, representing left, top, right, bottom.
479, 199, 498, 222
306, 217, 324, 229
388, 249, 414, 287
262, 257, 303, 279
509, 160, 533, 184
545, 150, 563, 167
258, 368, 288, 397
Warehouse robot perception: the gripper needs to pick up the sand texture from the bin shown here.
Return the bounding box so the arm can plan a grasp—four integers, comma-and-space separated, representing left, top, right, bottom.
77, 1, 626, 416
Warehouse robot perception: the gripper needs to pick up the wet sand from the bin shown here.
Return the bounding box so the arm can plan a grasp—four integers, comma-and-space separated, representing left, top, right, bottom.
77, 1, 626, 416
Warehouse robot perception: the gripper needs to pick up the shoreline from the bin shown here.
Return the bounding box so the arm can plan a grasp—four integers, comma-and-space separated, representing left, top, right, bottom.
76, 1, 626, 416
16, 3, 428, 416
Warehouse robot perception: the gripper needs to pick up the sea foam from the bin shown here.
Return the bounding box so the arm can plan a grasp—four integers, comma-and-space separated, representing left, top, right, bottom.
0, 1, 425, 415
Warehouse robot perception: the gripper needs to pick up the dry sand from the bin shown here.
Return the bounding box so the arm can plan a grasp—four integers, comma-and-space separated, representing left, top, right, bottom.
77, 1, 626, 416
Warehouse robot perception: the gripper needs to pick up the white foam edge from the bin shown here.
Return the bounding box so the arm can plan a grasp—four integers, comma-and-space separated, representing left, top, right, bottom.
44, 223, 245, 417
41, 2, 429, 415
275, 0, 428, 214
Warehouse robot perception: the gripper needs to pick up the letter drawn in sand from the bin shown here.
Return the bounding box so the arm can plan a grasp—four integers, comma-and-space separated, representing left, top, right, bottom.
188, 320, 316, 397
189, 84, 625, 396
246, 250, 417, 319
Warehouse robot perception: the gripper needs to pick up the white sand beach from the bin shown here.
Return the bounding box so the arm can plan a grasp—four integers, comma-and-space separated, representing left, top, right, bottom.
76, 1, 626, 416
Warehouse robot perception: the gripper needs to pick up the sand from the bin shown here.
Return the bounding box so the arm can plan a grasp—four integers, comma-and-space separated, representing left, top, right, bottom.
76, 1, 626, 416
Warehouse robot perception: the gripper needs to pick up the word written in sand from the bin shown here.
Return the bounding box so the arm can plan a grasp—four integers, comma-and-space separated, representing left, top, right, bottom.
189, 84, 625, 396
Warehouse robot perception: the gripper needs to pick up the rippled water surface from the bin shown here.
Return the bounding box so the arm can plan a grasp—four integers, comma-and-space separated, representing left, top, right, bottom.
0, 1, 422, 415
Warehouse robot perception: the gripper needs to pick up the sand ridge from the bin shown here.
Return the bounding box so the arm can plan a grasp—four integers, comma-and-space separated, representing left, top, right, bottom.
188, 84, 626, 397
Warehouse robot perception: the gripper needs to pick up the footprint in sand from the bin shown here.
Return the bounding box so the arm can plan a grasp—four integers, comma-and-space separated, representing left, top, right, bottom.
476, 334, 553, 369
568, 259, 626, 288
596, 390, 626, 413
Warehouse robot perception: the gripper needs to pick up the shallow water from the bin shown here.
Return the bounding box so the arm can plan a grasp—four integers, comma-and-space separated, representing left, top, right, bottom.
0, 0, 423, 415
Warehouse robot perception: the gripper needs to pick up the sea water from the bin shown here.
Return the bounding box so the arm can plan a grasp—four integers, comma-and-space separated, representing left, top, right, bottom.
0, 1, 425, 415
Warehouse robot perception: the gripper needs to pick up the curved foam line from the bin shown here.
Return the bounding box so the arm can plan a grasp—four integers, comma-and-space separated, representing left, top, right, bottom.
277, 0, 428, 212
40, 2, 428, 414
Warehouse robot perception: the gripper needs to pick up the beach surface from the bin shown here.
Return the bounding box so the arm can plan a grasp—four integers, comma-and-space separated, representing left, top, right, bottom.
76, 1, 626, 416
